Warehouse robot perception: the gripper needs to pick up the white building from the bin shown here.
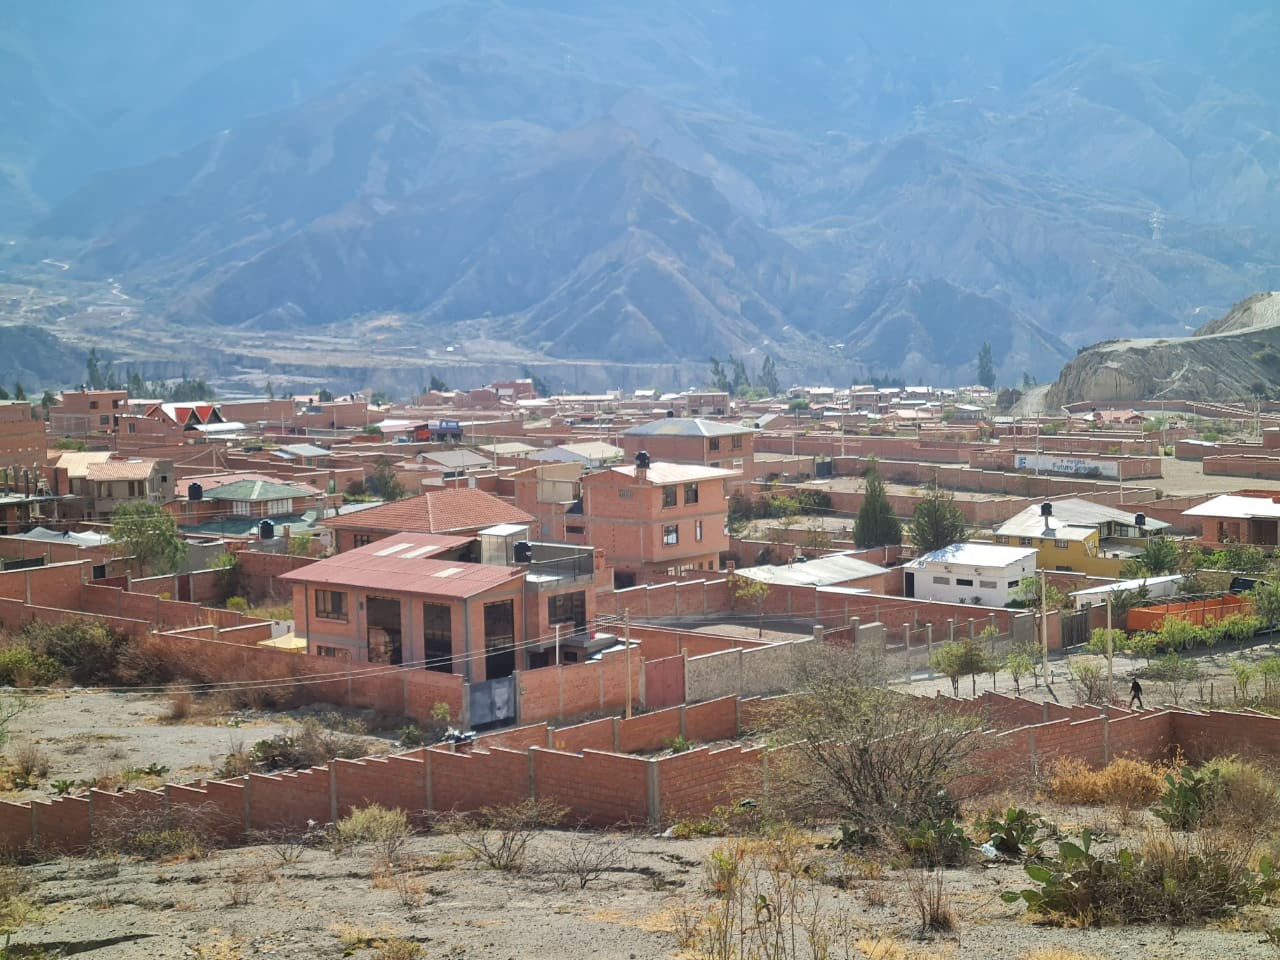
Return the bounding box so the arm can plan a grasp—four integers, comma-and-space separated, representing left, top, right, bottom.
905, 542, 1038, 607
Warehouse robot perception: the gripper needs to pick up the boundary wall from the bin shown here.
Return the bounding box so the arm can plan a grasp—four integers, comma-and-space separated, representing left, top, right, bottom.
6, 689, 1277, 854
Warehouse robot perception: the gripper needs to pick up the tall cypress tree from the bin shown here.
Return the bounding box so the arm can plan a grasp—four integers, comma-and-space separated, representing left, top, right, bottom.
909, 482, 969, 553
854, 458, 901, 548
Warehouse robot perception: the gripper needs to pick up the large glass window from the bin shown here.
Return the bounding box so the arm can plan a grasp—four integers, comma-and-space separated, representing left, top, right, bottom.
315, 590, 347, 621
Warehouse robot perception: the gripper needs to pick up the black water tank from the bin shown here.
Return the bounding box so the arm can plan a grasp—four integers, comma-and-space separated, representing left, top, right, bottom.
665, 409, 675, 418
1135, 513, 1147, 528
514, 540, 533, 563
188, 482, 204, 501
1040, 502, 1053, 517
635, 450, 651, 470
259, 519, 275, 541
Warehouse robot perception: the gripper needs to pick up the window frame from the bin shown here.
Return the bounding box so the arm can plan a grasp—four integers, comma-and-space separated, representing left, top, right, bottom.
662, 524, 679, 546
315, 589, 348, 622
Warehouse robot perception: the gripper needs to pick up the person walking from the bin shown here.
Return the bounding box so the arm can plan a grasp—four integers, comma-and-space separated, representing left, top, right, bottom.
1129, 677, 1144, 709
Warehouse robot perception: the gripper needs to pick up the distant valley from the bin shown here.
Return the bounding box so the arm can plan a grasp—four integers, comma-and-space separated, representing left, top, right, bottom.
2, 0, 1279, 394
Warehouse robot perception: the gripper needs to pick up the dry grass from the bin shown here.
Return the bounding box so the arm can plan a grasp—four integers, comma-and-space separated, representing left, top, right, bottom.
1046, 756, 1167, 808
1018, 950, 1104, 960
162, 685, 194, 722
1205, 756, 1280, 833
10, 740, 50, 781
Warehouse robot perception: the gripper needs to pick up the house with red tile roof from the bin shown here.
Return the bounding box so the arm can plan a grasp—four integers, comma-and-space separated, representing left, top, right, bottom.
280, 529, 597, 684
320, 487, 533, 552
51, 452, 175, 520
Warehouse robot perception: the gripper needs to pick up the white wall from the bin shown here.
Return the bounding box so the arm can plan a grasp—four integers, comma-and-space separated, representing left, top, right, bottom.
911, 556, 1036, 607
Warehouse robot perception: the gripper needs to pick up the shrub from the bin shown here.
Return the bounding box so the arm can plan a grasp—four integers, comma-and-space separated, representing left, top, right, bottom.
1153, 764, 1221, 830
898, 817, 973, 868
1003, 828, 1280, 926
226, 596, 249, 613
0, 647, 63, 687
240, 718, 371, 773
335, 804, 412, 865
1066, 662, 1114, 705
973, 807, 1051, 859
447, 798, 566, 873
15, 619, 129, 686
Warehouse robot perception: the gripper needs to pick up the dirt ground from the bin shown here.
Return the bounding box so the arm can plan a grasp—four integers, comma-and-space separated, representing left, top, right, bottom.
10, 809, 1280, 960
0, 692, 392, 802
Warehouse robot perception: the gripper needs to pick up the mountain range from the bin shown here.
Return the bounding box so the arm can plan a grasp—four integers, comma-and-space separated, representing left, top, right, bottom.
3, 1, 1279, 392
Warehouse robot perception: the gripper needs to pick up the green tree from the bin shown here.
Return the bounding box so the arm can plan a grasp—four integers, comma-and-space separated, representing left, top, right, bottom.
367, 458, 406, 501
1120, 538, 1177, 578
1006, 641, 1038, 694
730, 356, 750, 396
317, 388, 335, 402
853, 459, 901, 549
1251, 581, 1280, 627
930, 638, 990, 697
39, 390, 55, 419
428, 374, 448, 393
758, 354, 781, 396
731, 575, 771, 637
12, 382, 25, 401
110, 503, 188, 574
86, 347, 105, 390
0, 386, 8, 400
976, 342, 995, 390
708, 356, 730, 393
908, 482, 968, 554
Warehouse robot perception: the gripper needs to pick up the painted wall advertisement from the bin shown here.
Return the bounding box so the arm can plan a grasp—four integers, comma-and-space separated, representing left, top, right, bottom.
1013, 453, 1119, 479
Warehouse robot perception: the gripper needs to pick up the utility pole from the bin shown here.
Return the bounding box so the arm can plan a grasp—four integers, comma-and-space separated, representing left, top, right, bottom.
554, 622, 561, 667
1040, 568, 1050, 683
624, 608, 632, 719
1106, 592, 1114, 689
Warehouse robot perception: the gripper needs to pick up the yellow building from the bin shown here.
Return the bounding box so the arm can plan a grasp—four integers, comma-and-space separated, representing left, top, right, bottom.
992, 498, 1171, 577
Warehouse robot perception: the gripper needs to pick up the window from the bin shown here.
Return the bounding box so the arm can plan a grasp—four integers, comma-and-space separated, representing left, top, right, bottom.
1055, 565, 1073, 572
683, 482, 699, 505
353, 534, 375, 548
315, 590, 347, 621
732, 434, 744, 450
566, 524, 585, 535
547, 591, 586, 629
423, 602, 452, 673
661, 486, 677, 508
932, 576, 950, 585
1054, 539, 1068, 549
662, 524, 679, 545
618, 488, 632, 499
695, 520, 703, 542
956, 578, 974, 587
89, 400, 99, 410
1007, 580, 1020, 588
979, 580, 996, 590
995, 535, 1009, 544
315, 645, 351, 660
708, 437, 721, 452
1019, 537, 1033, 546
99, 415, 110, 426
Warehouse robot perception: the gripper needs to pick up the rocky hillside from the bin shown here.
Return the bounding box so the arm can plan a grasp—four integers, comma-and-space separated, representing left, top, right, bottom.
6, 0, 1280, 389
1045, 292, 1280, 404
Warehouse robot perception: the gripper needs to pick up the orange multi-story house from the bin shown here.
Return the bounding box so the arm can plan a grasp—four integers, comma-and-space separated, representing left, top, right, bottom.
581, 456, 737, 587
50, 389, 128, 437
620, 417, 755, 490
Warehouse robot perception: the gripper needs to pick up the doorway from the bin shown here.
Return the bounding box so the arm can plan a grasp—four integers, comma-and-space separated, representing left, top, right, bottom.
366, 596, 403, 665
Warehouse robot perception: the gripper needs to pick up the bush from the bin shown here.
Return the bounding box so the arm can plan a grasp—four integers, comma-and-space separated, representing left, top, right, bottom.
1047, 756, 1167, 808
335, 804, 412, 865
447, 798, 567, 873
0, 646, 63, 687
226, 596, 249, 613
898, 817, 972, 867
973, 807, 1052, 859
1003, 828, 1280, 926
241, 718, 371, 773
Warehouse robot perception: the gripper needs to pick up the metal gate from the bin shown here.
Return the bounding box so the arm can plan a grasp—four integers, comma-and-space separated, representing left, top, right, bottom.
1060, 609, 1091, 649
469, 675, 516, 728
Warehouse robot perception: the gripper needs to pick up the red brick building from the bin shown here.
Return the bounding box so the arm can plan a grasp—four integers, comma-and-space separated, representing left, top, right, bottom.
620, 417, 755, 489
582, 460, 736, 587
281, 529, 597, 681
320, 487, 533, 553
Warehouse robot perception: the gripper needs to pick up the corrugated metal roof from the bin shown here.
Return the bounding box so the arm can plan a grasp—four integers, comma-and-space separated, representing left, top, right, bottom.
606, 463, 739, 484
997, 497, 1171, 535
1184, 494, 1280, 520
908, 542, 1040, 569
206, 479, 314, 502
734, 553, 887, 587
623, 417, 753, 438
281, 533, 518, 599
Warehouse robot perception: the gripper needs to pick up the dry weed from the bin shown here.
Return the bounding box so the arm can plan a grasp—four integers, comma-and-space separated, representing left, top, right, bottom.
1018, 950, 1104, 960
1047, 756, 1165, 807
10, 741, 49, 782
161, 685, 194, 722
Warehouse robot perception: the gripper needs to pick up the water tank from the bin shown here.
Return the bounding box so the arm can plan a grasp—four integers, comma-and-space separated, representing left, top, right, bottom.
188, 482, 204, 501
259, 519, 275, 541
1135, 513, 1147, 528
665, 409, 675, 418
514, 540, 533, 563
1040, 502, 1053, 517
635, 450, 651, 470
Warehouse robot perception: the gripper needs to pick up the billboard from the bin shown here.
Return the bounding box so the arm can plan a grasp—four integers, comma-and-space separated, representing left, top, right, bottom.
1013, 453, 1119, 479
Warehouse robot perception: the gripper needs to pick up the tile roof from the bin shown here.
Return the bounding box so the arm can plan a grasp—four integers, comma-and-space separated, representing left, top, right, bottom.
55, 451, 113, 478
84, 459, 157, 482
281, 533, 518, 599
623, 418, 754, 438
320, 488, 533, 535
